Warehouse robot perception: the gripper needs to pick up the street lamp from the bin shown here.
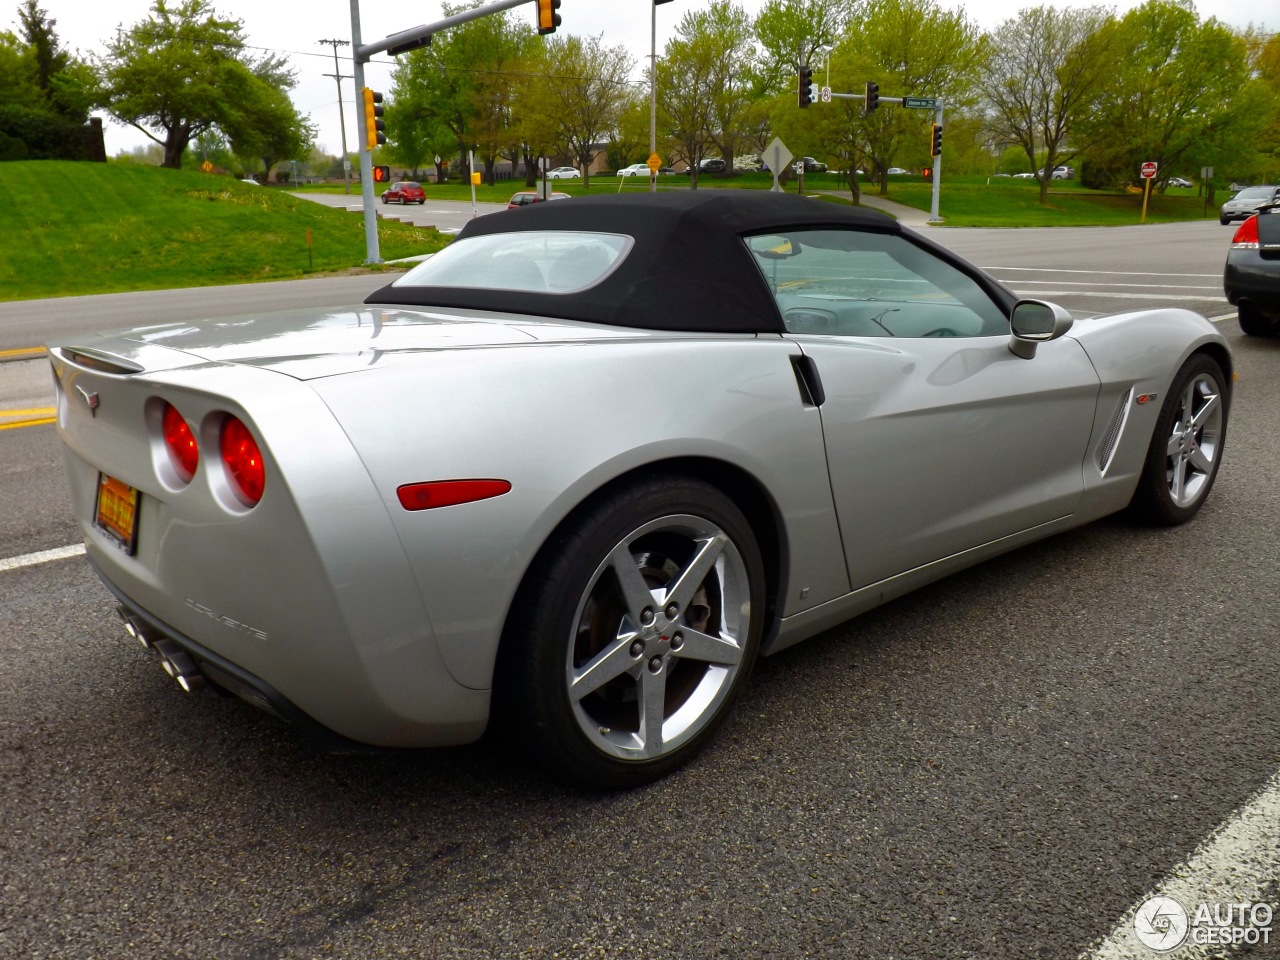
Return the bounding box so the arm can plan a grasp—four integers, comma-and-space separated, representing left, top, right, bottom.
815, 44, 833, 91
652, 0, 676, 194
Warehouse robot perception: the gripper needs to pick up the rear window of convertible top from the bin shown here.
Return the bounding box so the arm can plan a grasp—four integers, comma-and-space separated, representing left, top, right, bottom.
392, 231, 633, 295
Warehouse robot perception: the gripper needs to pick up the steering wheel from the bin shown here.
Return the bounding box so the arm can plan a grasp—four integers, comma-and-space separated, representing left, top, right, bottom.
921, 327, 960, 338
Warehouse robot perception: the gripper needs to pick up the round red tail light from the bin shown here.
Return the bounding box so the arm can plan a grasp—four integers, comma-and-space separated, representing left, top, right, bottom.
220, 416, 265, 506
162, 402, 199, 482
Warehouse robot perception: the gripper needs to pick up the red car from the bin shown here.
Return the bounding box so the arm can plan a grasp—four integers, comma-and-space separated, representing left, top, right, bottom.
381, 181, 426, 205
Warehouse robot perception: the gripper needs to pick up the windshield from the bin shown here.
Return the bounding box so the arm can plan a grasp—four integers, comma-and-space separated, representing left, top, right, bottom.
393, 231, 633, 294
1235, 188, 1274, 199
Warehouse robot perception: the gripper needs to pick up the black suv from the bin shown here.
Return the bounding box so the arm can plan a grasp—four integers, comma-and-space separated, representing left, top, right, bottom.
698, 158, 727, 174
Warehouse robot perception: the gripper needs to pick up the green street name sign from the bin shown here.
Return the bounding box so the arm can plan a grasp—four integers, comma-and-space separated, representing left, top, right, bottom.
902, 97, 937, 109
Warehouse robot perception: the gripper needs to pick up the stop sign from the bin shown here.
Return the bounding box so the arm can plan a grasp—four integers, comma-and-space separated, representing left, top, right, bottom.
1140, 161, 1158, 179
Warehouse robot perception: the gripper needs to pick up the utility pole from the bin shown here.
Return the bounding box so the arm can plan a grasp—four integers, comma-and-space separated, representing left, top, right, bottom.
319, 38, 353, 195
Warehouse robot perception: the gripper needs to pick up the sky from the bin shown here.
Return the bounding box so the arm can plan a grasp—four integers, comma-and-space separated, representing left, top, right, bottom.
12, 0, 1279, 159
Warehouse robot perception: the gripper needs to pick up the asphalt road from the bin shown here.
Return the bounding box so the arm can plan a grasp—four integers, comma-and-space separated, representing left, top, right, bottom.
2, 219, 1277, 960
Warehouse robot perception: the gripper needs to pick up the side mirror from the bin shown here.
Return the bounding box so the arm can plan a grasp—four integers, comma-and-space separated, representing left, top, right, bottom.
1009, 299, 1074, 359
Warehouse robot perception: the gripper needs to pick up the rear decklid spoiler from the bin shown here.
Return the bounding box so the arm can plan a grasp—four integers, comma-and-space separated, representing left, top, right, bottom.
47, 305, 661, 380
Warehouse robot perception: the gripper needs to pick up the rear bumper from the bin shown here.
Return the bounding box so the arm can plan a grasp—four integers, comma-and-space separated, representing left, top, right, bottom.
96, 556, 491, 751
100, 560, 372, 752
1224, 255, 1280, 314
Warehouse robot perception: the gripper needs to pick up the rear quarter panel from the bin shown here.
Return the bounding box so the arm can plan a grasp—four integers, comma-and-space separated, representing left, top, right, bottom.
311, 334, 849, 690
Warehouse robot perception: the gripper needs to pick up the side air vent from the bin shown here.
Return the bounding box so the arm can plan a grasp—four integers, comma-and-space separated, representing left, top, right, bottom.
1096, 386, 1133, 476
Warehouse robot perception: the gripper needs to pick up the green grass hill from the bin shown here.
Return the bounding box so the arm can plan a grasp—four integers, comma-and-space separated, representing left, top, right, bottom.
0, 161, 450, 303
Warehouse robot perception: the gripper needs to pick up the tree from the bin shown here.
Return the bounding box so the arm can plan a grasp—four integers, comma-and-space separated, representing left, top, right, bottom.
223, 68, 315, 178
808, 0, 985, 200
540, 35, 635, 188
1, 2, 98, 160
982, 5, 1116, 204
673, 1, 757, 173
388, 2, 532, 185
753, 0, 856, 92
1078, 2, 1273, 190
98, 0, 305, 170
656, 30, 719, 185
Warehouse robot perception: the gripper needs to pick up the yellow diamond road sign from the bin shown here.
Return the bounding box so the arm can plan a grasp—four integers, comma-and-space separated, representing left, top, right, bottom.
200, 160, 213, 173
646, 152, 661, 174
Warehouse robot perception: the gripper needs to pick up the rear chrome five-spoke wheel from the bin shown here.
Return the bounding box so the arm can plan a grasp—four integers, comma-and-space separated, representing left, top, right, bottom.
565, 514, 751, 763
1165, 371, 1223, 509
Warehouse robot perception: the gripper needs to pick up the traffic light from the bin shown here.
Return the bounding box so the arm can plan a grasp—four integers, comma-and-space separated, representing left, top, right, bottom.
798, 65, 814, 109
372, 165, 390, 183
536, 0, 561, 35
362, 88, 385, 151
864, 81, 879, 115
930, 123, 943, 157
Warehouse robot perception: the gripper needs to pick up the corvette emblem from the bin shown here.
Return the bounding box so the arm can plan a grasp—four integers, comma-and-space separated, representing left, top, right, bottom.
75, 385, 100, 416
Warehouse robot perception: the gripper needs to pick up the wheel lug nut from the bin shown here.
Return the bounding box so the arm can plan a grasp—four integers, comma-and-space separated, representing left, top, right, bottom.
670, 633, 683, 650
630, 640, 645, 658
640, 607, 654, 625
648, 656, 662, 673
665, 602, 679, 620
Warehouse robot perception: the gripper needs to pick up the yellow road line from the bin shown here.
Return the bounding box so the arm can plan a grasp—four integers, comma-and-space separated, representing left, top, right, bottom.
0, 416, 55, 431
0, 347, 45, 359
1, 408, 56, 417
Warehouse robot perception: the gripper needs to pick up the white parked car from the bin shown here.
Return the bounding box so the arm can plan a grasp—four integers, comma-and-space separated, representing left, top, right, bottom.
546, 166, 580, 180
887, 167, 909, 175
617, 164, 652, 178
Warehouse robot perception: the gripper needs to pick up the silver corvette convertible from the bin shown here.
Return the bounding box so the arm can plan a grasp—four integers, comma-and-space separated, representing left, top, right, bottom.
50, 192, 1231, 787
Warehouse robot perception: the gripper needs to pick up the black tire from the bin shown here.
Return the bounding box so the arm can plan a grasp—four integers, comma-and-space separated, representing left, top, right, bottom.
1220, 216, 1231, 225
1239, 303, 1275, 337
498, 475, 765, 788
1130, 354, 1228, 526
380, 195, 387, 205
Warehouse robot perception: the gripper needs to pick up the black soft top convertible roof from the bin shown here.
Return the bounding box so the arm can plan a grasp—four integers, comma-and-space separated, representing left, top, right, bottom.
366, 190, 991, 333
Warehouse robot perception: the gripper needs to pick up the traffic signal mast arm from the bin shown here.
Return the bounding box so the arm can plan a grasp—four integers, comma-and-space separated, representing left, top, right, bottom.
357, 0, 545, 62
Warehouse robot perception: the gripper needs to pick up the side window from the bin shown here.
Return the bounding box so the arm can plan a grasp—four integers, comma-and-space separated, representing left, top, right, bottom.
745, 228, 1008, 338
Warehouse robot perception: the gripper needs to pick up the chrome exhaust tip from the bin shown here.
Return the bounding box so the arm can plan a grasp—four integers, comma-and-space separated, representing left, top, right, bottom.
152, 639, 205, 693
116, 604, 162, 649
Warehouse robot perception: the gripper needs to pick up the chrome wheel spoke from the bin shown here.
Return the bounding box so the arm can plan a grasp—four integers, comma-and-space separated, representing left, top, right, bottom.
608, 542, 659, 623
671, 625, 743, 666
1190, 392, 1220, 431
664, 534, 726, 612
1188, 446, 1214, 474
1166, 429, 1184, 458
570, 635, 639, 701
1170, 453, 1187, 501
637, 667, 667, 758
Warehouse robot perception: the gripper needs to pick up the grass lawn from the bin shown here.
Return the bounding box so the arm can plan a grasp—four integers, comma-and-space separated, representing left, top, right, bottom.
0, 160, 451, 303
357, 168, 1217, 228
861, 174, 1218, 227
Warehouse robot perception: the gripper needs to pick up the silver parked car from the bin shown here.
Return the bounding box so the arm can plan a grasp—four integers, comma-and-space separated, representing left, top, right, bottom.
1221, 185, 1280, 225
50, 191, 1231, 788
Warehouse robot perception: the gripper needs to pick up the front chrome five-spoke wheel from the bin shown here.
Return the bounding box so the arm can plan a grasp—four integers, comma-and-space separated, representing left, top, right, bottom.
1131, 353, 1228, 526
1165, 371, 1223, 509
565, 513, 752, 763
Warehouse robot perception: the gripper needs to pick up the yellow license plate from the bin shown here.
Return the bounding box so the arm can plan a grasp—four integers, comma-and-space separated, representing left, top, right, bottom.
95, 473, 139, 555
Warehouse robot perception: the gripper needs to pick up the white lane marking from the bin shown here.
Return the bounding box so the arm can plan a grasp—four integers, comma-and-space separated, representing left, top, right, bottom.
987, 266, 1221, 278
1081, 768, 1280, 959
0, 543, 86, 573
1009, 280, 1220, 291
1008, 290, 1227, 302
